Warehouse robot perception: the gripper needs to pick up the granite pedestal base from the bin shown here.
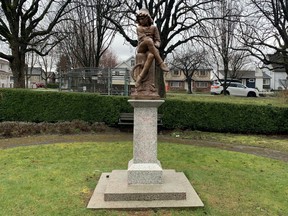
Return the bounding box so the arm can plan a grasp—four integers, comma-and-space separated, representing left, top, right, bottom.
127, 100, 164, 184
87, 170, 204, 209
128, 159, 163, 184
87, 99, 204, 209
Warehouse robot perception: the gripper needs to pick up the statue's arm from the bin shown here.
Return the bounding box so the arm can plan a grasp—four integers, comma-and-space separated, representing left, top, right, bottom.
153, 26, 161, 48
137, 26, 146, 44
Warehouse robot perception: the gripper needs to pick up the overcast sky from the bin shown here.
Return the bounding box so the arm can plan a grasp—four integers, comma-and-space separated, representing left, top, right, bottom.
111, 33, 135, 62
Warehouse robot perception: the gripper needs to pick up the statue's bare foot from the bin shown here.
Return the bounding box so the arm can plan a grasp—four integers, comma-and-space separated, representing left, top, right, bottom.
159, 62, 169, 72
135, 81, 140, 88
135, 74, 143, 88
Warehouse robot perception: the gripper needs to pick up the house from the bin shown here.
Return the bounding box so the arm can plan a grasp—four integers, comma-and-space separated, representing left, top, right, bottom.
192, 69, 213, 92
265, 67, 287, 90
0, 58, 13, 88
164, 68, 213, 93
265, 65, 288, 91
27, 66, 45, 88
265, 53, 288, 90
216, 69, 272, 92
111, 56, 135, 95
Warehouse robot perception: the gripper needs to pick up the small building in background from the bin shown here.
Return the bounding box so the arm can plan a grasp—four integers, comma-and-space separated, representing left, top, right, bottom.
111, 56, 135, 95
164, 68, 213, 93
0, 58, 13, 88
26, 66, 45, 88
216, 69, 272, 92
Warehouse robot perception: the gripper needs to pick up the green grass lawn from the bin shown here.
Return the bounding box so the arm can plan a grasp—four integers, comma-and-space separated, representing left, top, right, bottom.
169, 130, 288, 153
0, 141, 287, 216
167, 92, 288, 107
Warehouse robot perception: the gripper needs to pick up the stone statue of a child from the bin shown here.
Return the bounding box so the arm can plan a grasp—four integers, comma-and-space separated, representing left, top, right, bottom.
134, 9, 169, 88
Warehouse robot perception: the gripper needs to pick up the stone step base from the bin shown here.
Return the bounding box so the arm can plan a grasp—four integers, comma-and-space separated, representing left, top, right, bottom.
128, 160, 163, 184
105, 169, 185, 201
87, 169, 204, 209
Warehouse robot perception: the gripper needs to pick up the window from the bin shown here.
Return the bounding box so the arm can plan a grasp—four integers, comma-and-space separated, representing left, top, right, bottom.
172, 70, 180, 76
248, 79, 255, 83
131, 60, 135, 67
115, 71, 120, 76
196, 82, 208, 88
263, 79, 270, 85
199, 71, 206, 76
236, 83, 245, 88
170, 82, 180, 87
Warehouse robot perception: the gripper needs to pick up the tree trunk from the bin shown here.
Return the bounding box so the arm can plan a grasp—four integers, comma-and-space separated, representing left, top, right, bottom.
10, 56, 25, 88
155, 67, 166, 98
10, 49, 26, 88
223, 57, 229, 95
187, 77, 193, 94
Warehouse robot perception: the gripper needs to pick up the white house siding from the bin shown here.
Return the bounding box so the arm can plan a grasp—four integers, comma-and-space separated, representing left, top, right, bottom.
111, 56, 135, 86
0, 73, 11, 88
255, 68, 264, 91
265, 69, 287, 90
0, 59, 13, 88
273, 72, 287, 90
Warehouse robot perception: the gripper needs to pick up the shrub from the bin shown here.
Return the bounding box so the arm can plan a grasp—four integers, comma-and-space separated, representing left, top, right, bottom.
0, 121, 115, 138
160, 99, 288, 134
0, 89, 287, 134
46, 83, 59, 89
0, 89, 132, 124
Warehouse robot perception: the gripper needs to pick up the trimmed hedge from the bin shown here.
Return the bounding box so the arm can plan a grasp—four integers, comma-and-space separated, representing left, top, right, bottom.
0, 89, 132, 125
0, 89, 287, 134
160, 99, 288, 134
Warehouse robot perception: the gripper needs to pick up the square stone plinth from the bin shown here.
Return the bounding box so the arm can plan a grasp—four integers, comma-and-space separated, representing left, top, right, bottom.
87, 169, 204, 209
128, 160, 163, 184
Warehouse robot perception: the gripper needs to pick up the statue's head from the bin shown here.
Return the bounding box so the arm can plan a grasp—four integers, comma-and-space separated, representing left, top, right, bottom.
136, 8, 153, 26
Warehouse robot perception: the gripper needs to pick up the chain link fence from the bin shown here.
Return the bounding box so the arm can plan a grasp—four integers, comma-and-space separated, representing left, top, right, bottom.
58, 67, 132, 95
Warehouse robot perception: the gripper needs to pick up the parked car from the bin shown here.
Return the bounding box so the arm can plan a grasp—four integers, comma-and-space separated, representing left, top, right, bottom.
211, 81, 259, 97
36, 83, 45, 88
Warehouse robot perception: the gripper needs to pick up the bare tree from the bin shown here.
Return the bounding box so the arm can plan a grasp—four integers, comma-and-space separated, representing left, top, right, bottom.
170, 45, 207, 94
99, 49, 119, 68
25, 50, 39, 88
38, 51, 55, 87
56, 54, 71, 73
56, 54, 71, 89
0, 0, 72, 88
239, 0, 288, 75
58, 0, 117, 68
203, 0, 249, 94
105, 0, 218, 97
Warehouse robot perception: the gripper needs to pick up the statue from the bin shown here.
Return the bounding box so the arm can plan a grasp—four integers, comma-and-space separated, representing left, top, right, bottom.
131, 9, 169, 99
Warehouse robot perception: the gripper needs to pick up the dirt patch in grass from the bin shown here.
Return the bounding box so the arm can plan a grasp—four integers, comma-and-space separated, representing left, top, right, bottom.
159, 135, 288, 162
1, 129, 287, 162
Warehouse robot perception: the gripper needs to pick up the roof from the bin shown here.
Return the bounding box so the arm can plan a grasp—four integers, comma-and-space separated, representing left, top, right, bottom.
0, 70, 11, 74
0, 58, 12, 74
218, 70, 256, 79
27, 67, 44, 75
263, 72, 272, 79
0, 58, 9, 64
114, 56, 135, 70
267, 53, 288, 72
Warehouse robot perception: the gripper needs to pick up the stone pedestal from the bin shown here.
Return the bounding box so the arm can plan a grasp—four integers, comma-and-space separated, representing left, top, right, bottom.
87, 99, 204, 209
128, 99, 163, 184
